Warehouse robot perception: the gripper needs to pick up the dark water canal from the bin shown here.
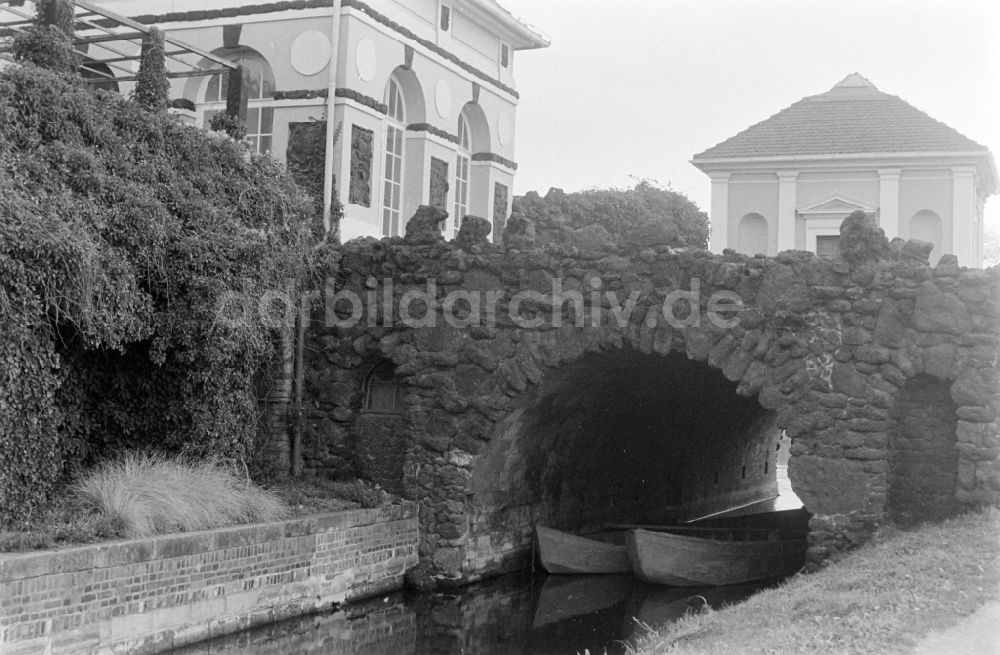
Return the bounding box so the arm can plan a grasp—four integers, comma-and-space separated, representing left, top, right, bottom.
169, 572, 773, 655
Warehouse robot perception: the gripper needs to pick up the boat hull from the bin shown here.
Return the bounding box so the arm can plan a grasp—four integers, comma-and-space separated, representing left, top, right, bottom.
626, 528, 806, 586
536, 526, 631, 574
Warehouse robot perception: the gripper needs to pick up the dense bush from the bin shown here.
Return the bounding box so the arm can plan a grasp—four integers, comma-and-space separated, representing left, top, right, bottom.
11, 0, 77, 74
0, 63, 330, 528
514, 179, 710, 249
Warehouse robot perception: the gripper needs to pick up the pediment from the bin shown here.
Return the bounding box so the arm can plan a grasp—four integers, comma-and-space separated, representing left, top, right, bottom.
798, 194, 875, 216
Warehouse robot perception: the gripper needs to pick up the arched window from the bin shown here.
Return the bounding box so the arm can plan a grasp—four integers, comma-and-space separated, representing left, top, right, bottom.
738, 212, 769, 256
382, 76, 406, 237
363, 361, 403, 414
453, 112, 472, 236
910, 210, 943, 260
80, 59, 119, 93
201, 49, 275, 154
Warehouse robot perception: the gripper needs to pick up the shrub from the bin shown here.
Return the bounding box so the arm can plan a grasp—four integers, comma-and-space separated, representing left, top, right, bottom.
209, 111, 247, 140
75, 452, 287, 537
0, 62, 329, 527
11, 0, 77, 74
514, 179, 710, 249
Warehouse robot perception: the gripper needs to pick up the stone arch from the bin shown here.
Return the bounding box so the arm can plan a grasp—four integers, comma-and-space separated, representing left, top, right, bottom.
888, 374, 960, 525
412, 301, 821, 579
183, 46, 276, 103
909, 209, 943, 260
388, 65, 426, 125
738, 212, 769, 256
182, 47, 276, 153
469, 348, 784, 536
460, 101, 491, 153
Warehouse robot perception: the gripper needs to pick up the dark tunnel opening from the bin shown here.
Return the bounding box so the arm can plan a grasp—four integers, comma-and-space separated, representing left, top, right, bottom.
471, 349, 782, 542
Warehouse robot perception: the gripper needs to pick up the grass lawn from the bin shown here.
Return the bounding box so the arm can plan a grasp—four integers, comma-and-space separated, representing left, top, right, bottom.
628, 508, 1000, 655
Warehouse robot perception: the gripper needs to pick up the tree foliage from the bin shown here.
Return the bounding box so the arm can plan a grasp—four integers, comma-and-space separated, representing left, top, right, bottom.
0, 62, 329, 528
513, 179, 710, 249
983, 229, 1000, 268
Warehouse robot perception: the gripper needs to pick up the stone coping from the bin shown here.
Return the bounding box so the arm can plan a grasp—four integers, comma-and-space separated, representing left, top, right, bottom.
0, 502, 415, 582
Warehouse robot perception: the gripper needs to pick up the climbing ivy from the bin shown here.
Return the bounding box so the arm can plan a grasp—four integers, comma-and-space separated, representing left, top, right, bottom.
0, 62, 331, 528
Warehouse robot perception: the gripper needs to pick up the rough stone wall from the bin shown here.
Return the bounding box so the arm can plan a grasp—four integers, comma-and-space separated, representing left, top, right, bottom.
304, 211, 999, 580
0, 506, 418, 655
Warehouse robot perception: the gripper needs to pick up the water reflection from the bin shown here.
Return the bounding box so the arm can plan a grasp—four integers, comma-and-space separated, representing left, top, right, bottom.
169, 572, 772, 655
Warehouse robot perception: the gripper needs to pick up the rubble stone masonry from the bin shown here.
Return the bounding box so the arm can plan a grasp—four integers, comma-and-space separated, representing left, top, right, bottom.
304, 209, 1000, 580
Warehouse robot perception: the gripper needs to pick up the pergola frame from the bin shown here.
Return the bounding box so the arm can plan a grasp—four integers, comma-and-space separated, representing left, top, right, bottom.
0, 0, 239, 90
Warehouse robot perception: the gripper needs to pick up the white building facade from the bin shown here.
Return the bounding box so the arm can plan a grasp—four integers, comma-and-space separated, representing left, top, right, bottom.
96, 0, 547, 241
692, 74, 997, 267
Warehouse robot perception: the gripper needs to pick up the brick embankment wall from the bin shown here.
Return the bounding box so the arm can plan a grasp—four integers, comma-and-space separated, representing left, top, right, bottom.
0, 504, 418, 655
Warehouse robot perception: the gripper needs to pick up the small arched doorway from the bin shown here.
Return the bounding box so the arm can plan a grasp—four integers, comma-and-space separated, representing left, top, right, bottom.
355, 360, 406, 493
738, 213, 769, 256
909, 210, 943, 261
888, 375, 960, 526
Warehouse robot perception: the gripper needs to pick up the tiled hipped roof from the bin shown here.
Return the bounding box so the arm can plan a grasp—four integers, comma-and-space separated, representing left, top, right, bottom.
693, 74, 988, 160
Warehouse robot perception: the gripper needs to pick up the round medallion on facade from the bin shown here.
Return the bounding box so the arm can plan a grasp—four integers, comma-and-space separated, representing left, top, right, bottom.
434, 79, 452, 119
355, 38, 377, 82
290, 30, 331, 76
497, 111, 512, 146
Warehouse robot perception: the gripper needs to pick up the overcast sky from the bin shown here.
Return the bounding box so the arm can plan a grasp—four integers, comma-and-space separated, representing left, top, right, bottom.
499, 0, 1000, 231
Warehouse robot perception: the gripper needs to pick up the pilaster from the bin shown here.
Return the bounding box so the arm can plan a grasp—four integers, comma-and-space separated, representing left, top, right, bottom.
877, 168, 901, 240
776, 171, 798, 253
951, 166, 977, 266
709, 172, 731, 252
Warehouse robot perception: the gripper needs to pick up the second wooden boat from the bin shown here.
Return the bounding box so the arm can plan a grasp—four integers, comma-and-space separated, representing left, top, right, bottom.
625, 527, 806, 586
536, 525, 631, 574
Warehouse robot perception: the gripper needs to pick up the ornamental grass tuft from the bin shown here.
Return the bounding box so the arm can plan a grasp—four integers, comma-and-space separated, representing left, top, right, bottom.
75, 452, 287, 538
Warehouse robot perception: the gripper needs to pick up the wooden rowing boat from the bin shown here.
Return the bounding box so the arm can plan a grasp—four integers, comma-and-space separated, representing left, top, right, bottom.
625, 527, 807, 586
535, 525, 631, 574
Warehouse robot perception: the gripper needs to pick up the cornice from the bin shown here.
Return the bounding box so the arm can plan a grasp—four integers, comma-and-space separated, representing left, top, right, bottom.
272, 88, 388, 114
112, 0, 521, 100
407, 123, 459, 144
472, 151, 518, 170
343, 0, 519, 99
691, 150, 998, 195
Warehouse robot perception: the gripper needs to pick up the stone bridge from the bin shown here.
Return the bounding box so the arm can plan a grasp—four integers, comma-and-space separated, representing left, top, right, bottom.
296, 208, 999, 583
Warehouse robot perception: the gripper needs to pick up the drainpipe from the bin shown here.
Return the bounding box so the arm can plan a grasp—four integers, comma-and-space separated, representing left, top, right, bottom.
291, 0, 342, 476
322, 0, 343, 240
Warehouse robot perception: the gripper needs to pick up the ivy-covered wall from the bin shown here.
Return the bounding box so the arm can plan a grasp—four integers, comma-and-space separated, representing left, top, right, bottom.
0, 61, 324, 527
